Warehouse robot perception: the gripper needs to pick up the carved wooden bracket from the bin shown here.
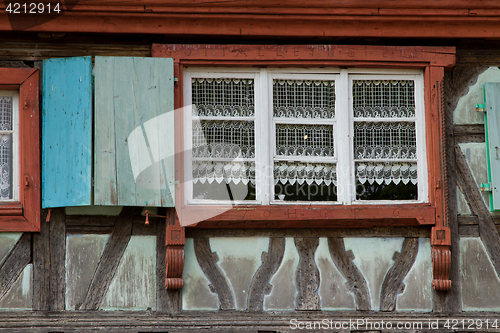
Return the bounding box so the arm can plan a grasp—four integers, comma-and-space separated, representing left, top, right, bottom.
431, 228, 451, 291
165, 209, 185, 289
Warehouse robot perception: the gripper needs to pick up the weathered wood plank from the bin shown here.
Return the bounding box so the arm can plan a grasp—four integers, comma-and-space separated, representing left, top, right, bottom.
455, 144, 500, 280
0, 42, 150, 61
247, 237, 285, 311
327, 238, 370, 310
2, 310, 500, 333
294, 238, 320, 310
185, 227, 431, 238
193, 238, 235, 310
94, 56, 175, 207
48, 208, 66, 311
380, 238, 419, 311
94, 56, 118, 206
78, 207, 136, 310
441, 69, 461, 312
42, 56, 92, 208
0, 233, 31, 300
454, 124, 485, 143
156, 213, 168, 312
32, 213, 50, 310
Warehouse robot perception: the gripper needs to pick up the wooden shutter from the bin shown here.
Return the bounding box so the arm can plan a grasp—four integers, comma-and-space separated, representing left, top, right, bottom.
485, 82, 500, 210
42, 56, 92, 208
94, 57, 175, 207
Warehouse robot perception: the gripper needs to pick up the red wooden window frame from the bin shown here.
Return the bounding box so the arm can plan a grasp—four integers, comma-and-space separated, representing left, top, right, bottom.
0, 68, 40, 232
152, 44, 455, 230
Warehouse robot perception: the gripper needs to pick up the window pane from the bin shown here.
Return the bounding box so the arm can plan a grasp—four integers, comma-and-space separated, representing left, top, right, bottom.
193, 120, 255, 159
0, 97, 12, 131
192, 161, 255, 200
192, 78, 254, 117
191, 77, 256, 201
354, 122, 416, 160
273, 79, 335, 119
0, 134, 12, 200
276, 124, 333, 157
353, 79, 418, 200
274, 162, 337, 201
353, 80, 415, 118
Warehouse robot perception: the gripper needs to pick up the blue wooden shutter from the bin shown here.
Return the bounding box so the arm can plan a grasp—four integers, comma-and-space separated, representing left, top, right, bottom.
94, 57, 175, 207
485, 82, 500, 210
42, 57, 92, 208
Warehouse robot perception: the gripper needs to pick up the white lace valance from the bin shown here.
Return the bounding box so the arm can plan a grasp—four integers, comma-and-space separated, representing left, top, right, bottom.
273, 79, 335, 119
354, 122, 416, 160
192, 78, 255, 117
192, 161, 255, 185
353, 80, 415, 118
356, 162, 417, 185
274, 162, 336, 186
276, 124, 334, 157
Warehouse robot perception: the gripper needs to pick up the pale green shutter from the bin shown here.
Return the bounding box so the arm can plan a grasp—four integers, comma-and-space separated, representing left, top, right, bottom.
94, 57, 175, 207
485, 82, 500, 210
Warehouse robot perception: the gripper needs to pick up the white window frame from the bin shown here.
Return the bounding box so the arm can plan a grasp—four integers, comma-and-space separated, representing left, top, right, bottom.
183, 67, 426, 206
0, 90, 19, 202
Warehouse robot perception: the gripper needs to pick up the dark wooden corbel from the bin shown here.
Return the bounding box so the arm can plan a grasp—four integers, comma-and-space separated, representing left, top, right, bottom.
165, 208, 185, 289
431, 227, 451, 290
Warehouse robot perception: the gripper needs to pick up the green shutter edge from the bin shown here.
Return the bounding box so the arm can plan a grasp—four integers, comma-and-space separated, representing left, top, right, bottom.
482, 83, 500, 211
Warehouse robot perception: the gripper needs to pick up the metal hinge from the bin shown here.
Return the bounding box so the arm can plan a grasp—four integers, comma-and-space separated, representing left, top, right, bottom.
481, 182, 492, 192
476, 103, 486, 112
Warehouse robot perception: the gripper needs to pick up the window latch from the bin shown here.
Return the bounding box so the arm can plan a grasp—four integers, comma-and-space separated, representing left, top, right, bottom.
481, 182, 492, 192
144, 209, 167, 225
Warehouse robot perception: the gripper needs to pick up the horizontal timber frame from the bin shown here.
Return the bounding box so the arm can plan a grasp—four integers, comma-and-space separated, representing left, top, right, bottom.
1, 311, 500, 332
4, 1, 500, 38
153, 44, 456, 291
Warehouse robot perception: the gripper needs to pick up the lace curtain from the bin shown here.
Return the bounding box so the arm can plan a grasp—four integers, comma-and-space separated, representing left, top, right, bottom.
276, 124, 334, 157
354, 122, 416, 160
356, 162, 417, 185
353, 80, 415, 118
192, 120, 255, 159
192, 78, 255, 117
273, 79, 335, 119
193, 161, 255, 185
0, 97, 12, 200
274, 162, 336, 186
353, 80, 418, 186
192, 78, 256, 187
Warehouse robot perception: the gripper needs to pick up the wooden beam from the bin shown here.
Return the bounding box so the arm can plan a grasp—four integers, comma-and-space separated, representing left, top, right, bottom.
193, 238, 234, 310
156, 211, 168, 312
0, 233, 31, 300
453, 124, 485, 144
294, 238, 320, 310
2, 311, 500, 333
78, 207, 136, 310
48, 208, 66, 311
154, 44, 455, 68
32, 212, 50, 310
247, 237, 285, 311
327, 238, 370, 310
3, 6, 500, 39
379, 238, 419, 311
185, 227, 431, 238
0, 42, 150, 61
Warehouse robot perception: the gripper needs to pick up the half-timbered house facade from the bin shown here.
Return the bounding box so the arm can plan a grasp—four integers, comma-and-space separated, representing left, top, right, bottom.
0, 1, 499, 331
